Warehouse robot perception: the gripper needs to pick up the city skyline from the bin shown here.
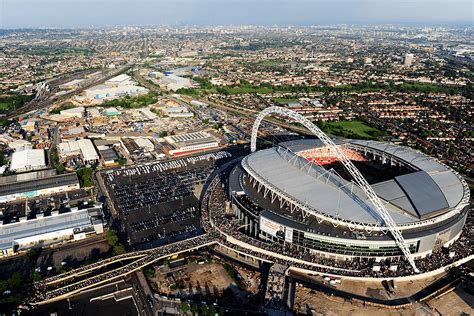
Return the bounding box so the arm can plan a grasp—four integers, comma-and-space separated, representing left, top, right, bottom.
1, 0, 473, 29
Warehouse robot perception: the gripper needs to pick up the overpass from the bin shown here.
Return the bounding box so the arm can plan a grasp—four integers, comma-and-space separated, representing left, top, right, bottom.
32, 235, 218, 305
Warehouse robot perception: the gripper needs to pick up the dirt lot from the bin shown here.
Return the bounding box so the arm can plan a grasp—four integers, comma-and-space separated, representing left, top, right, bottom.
294, 285, 474, 316
149, 258, 261, 299
152, 261, 237, 296
426, 287, 474, 314
292, 271, 447, 300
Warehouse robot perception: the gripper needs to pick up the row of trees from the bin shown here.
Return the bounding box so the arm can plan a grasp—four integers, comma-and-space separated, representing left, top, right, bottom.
180, 302, 224, 316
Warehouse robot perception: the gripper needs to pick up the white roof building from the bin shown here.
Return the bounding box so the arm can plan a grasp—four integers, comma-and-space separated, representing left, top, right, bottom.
140, 108, 157, 120
105, 74, 133, 85
8, 140, 33, 152
58, 141, 82, 158
84, 85, 148, 101
134, 138, 155, 152
87, 107, 101, 118
77, 139, 99, 163
163, 106, 194, 118
60, 107, 84, 118
9, 149, 46, 172
58, 139, 99, 164
164, 131, 219, 156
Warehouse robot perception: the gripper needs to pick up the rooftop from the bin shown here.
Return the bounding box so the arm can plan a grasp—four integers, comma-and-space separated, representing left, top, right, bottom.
9, 149, 46, 172
243, 140, 466, 225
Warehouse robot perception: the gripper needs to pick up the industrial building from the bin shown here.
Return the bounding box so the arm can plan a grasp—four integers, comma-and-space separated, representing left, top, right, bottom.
9, 149, 46, 173
0, 171, 80, 203
134, 137, 155, 152
83, 74, 148, 101
104, 74, 134, 86
162, 132, 220, 156
104, 107, 121, 116
160, 74, 195, 91
58, 139, 99, 164
0, 204, 104, 256
60, 106, 85, 119
162, 106, 194, 118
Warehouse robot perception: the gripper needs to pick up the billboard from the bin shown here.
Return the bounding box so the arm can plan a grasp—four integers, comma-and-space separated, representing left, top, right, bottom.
260, 216, 286, 239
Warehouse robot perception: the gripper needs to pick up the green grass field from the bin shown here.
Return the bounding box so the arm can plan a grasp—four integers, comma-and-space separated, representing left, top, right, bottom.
319, 120, 384, 140
0, 94, 33, 113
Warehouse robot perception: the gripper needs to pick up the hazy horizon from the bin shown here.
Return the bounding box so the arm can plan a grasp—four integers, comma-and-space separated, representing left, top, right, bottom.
1, 0, 472, 29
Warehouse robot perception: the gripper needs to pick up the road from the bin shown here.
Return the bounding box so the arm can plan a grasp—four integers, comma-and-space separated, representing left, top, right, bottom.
47, 126, 59, 168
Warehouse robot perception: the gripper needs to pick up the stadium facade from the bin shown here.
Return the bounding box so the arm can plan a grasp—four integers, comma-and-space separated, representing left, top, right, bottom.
228, 137, 470, 265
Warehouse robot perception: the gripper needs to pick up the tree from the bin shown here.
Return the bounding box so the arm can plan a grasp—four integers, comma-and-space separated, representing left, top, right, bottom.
31, 271, 42, 282
54, 162, 65, 174
191, 304, 198, 316
112, 243, 126, 256
180, 302, 190, 314
200, 305, 208, 315
106, 230, 119, 247
143, 266, 155, 278
118, 158, 127, 166
8, 272, 22, 289
209, 305, 215, 316
26, 247, 41, 261
158, 131, 168, 138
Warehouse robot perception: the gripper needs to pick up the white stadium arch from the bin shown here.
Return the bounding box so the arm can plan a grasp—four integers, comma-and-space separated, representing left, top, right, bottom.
250, 106, 419, 272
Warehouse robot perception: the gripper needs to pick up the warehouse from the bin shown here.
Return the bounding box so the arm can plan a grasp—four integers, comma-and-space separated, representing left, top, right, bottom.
77, 139, 99, 164
60, 106, 84, 119
162, 131, 220, 156
0, 172, 80, 203
0, 204, 104, 256
58, 139, 99, 164
162, 106, 194, 118
9, 149, 46, 173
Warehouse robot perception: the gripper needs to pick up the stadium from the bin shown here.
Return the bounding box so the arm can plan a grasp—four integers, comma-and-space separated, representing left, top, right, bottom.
226, 107, 470, 273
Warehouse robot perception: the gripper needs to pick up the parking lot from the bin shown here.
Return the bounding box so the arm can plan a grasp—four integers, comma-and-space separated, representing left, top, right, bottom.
103, 151, 233, 249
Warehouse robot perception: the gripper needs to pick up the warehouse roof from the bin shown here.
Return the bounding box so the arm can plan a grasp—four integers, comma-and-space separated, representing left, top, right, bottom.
77, 139, 99, 161
0, 173, 79, 197
9, 149, 46, 172
0, 208, 94, 250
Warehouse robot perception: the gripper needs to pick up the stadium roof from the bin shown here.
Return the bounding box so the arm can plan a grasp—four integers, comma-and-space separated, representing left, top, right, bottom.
348, 140, 465, 209
245, 147, 408, 225
244, 140, 466, 225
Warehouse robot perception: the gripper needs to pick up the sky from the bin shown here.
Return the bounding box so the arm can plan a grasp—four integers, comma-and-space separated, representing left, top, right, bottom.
0, 0, 472, 29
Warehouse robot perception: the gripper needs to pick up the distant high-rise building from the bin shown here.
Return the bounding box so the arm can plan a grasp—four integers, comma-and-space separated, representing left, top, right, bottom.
404, 53, 414, 66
